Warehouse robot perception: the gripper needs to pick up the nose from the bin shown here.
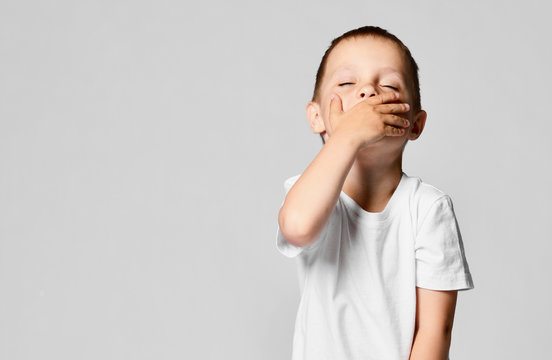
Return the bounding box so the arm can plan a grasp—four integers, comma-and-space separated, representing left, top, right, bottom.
359, 86, 378, 99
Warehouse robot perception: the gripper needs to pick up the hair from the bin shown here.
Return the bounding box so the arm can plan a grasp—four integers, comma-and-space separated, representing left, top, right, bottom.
311, 26, 421, 145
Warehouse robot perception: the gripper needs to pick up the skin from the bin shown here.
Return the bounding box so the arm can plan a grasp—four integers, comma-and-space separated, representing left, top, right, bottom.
409, 287, 458, 359
278, 36, 457, 359
306, 35, 426, 213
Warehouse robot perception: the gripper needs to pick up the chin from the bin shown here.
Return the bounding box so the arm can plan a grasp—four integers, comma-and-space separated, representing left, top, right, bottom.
358, 138, 406, 155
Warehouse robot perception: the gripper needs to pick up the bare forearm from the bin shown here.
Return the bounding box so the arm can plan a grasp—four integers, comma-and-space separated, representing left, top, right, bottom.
409, 330, 452, 360
278, 134, 359, 247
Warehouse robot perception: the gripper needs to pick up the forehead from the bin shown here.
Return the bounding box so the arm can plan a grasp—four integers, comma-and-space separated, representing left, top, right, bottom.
324, 36, 408, 81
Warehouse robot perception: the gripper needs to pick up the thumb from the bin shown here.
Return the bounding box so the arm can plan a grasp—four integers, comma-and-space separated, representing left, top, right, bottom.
327, 93, 343, 135
329, 93, 343, 118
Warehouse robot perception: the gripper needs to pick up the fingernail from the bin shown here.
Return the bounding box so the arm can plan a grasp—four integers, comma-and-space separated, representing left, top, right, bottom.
405, 103, 410, 110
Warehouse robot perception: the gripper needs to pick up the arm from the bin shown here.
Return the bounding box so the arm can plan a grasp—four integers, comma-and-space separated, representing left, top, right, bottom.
409, 287, 458, 360
278, 133, 359, 248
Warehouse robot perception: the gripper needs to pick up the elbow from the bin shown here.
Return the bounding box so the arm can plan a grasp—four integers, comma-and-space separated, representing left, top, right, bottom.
278, 207, 316, 248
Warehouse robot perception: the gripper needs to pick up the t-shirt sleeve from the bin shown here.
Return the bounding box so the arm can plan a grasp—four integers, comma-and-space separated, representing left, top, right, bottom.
414, 195, 475, 291
275, 175, 325, 258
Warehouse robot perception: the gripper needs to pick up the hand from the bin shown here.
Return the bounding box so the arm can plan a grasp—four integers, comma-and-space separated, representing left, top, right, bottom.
328, 91, 411, 151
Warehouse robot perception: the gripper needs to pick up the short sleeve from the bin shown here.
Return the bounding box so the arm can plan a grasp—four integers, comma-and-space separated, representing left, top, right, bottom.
414, 195, 475, 291
275, 174, 325, 258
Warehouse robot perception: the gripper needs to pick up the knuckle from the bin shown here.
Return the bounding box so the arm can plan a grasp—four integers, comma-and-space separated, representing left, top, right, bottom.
396, 115, 404, 124
398, 117, 407, 127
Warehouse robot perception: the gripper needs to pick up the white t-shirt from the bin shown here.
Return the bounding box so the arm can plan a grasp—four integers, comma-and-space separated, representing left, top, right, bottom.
276, 172, 474, 360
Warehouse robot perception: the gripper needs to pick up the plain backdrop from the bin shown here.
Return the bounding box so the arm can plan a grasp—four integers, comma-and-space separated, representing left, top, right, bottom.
1, 0, 551, 359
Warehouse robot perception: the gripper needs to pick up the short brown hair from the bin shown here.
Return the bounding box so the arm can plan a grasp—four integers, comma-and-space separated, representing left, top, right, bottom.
312, 26, 421, 144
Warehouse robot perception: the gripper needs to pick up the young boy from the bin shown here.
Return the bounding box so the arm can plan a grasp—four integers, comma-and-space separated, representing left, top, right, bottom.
276, 26, 474, 360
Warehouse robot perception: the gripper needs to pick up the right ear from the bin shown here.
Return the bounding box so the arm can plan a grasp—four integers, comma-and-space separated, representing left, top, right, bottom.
306, 101, 326, 135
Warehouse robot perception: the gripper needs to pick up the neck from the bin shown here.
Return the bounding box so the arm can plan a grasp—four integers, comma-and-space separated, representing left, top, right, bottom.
342, 148, 404, 213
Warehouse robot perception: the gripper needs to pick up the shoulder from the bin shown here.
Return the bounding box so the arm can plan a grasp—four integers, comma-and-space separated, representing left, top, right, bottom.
405, 173, 450, 203
282, 174, 301, 192
284, 174, 301, 186
402, 174, 455, 225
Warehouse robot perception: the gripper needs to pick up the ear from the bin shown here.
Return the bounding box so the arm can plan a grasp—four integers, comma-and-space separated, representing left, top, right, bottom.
306, 101, 326, 135
407, 109, 427, 141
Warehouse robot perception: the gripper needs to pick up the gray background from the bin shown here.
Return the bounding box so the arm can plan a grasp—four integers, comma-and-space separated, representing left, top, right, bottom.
1, 0, 550, 359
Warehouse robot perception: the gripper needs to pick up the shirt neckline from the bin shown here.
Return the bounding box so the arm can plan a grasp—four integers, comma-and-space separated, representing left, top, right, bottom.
339, 172, 408, 223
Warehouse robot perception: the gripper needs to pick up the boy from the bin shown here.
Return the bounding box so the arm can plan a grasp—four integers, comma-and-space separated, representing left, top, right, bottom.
276, 26, 474, 360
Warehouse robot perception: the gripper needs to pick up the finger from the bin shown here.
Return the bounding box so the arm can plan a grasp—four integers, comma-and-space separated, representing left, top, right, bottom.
366, 91, 400, 105
383, 114, 410, 128
375, 102, 410, 114
385, 125, 406, 136
329, 93, 343, 120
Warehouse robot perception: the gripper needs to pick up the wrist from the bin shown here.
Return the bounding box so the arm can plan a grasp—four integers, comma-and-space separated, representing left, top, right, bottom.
326, 132, 362, 154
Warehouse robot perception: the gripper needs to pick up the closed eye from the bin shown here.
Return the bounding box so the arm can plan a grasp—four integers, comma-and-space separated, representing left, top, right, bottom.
339, 83, 398, 90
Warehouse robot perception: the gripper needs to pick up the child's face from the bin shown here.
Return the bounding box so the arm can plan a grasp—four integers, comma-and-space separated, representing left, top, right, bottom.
307, 36, 425, 147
